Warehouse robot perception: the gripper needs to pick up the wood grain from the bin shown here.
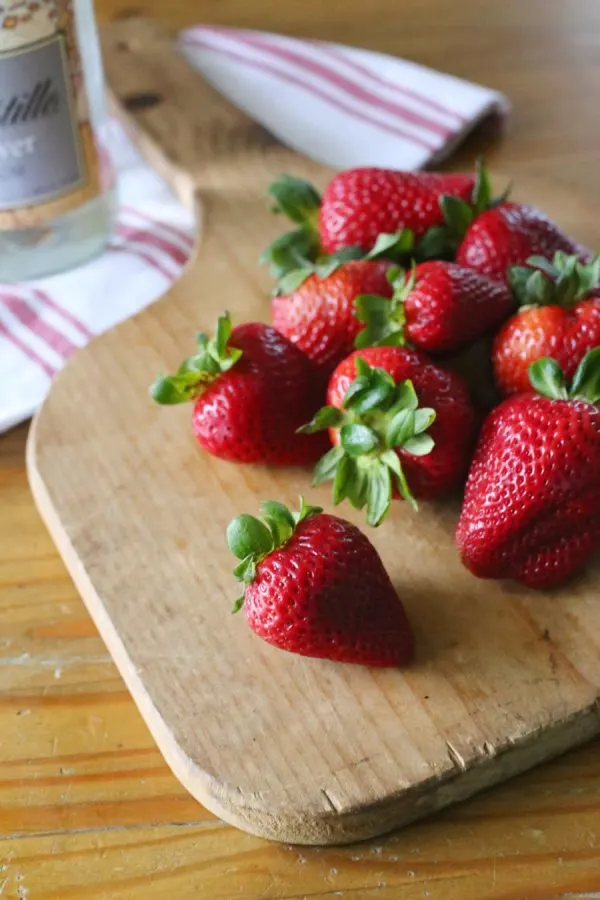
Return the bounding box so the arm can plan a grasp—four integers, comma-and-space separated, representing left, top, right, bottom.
3, 0, 600, 893
23, 14, 600, 849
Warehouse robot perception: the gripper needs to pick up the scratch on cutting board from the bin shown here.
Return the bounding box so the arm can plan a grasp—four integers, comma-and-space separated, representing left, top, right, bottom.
1, 655, 111, 667
445, 740, 467, 771
320, 788, 340, 814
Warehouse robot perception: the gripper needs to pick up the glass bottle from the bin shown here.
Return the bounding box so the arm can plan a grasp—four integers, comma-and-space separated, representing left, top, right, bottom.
0, 0, 114, 282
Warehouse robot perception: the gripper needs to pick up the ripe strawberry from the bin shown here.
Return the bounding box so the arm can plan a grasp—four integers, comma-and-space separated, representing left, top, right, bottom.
272, 259, 393, 375
355, 260, 515, 356
454, 202, 590, 283
150, 313, 328, 465
301, 347, 477, 525
227, 498, 415, 667
456, 348, 600, 589
318, 169, 476, 254
493, 253, 600, 395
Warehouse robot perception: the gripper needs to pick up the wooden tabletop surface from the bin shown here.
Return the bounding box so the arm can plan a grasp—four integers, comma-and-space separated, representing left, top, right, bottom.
2, 0, 600, 897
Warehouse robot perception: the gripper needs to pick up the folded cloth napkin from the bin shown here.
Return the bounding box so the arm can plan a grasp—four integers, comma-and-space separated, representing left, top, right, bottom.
0, 26, 509, 434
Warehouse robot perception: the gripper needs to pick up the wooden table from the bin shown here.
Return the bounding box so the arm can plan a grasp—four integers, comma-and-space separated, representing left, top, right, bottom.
2, 0, 600, 896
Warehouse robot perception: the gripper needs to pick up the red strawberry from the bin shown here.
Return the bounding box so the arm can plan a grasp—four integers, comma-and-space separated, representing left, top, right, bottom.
318, 169, 475, 254
260, 170, 476, 270
493, 253, 600, 396
456, 348, 600, 589
150, 313, 328, 465
301, 347, 477, 525
272, 259, 393, 375
355, 260, 515, 356
455, 202, 590, 283
227, 498, 414, 667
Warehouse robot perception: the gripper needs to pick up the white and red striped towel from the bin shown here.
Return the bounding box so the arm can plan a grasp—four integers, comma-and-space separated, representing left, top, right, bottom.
0, 26, 509, 434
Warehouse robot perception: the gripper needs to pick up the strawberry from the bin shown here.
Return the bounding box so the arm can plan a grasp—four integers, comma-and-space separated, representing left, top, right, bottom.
454, 202, 590, 284
272, 259, 393, 375
227, 498, 415, 667
301, 347, 477, 525
355, 260, 515, 356
318, 169, 476, 254
493, 253, 600, 396
150, 313, 328, 465
456, 348, 600, 589
261, 169, 475, 264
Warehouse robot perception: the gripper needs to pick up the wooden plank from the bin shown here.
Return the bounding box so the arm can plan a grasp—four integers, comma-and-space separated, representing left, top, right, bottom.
24, 17, 600, 845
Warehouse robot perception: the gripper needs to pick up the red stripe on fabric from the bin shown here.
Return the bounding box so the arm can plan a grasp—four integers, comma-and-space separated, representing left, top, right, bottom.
0, 318, 56, 378
181, 35, 436, 152
0, 294, 77, 358
121, 207, 195, 249
322, 44, 467, 126
30, 287, 94, 340
108, 243, 176, 281
117, 222, 190, 266
201, 27, 453, 140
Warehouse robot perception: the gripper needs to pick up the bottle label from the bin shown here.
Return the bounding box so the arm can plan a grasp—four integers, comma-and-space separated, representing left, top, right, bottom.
0, 3, 104, 230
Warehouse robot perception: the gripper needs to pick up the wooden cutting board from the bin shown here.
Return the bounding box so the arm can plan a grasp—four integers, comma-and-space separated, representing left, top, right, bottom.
27, 17, 600, 846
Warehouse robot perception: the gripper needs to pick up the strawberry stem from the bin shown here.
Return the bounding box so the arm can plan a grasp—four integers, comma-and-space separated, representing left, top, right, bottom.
529, 346, 600, 404
227, 498, 323, 609
300, 358, 436, 525
510, 252, 600, 311
354, 266, 415, 349
150, 312, 242, 405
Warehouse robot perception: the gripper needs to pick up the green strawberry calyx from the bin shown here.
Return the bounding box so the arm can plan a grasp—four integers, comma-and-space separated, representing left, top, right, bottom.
419, 159, 511, 259
260, 175, 324, 284
227, 497, 322, 612
509, 252, 600, 311
150, 312, 242, 405
299, 358, 436, 526
354, 265, 415, 349
529, 347, 600, 405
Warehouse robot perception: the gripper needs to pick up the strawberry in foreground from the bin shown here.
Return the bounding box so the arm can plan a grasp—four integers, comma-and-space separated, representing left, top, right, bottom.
457, 348, 600, 589
272, 259, 393, 375
227, 498, 415, 667
493, 253, 600, 395
355, 260, 515, 356
301, 347, 477, 525
150, 313, 328, 465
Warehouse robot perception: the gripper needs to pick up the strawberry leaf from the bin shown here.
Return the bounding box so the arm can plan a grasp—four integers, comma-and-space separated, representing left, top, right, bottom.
366, 462, 392, 526
232, 596, 245, 614
150, 312, 242, 404
298, 405, 344, 434
227, 514, 274, 562
340, 423, 379, 456
569, 346, 600, 405
260, 228, 321, 280
386, 409, 415, 448
440, 196, 474, 237
261, 500, 295, 546
354, 291, 406, 350
226, 499, 321, 600
528, 358, 569, 400
294, 496, 323, 524
267, 175, 321, 227
403, 434, 435, 456
364, 228, 415, 262
333, 454, 352, 506
313, 445, 345, 485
